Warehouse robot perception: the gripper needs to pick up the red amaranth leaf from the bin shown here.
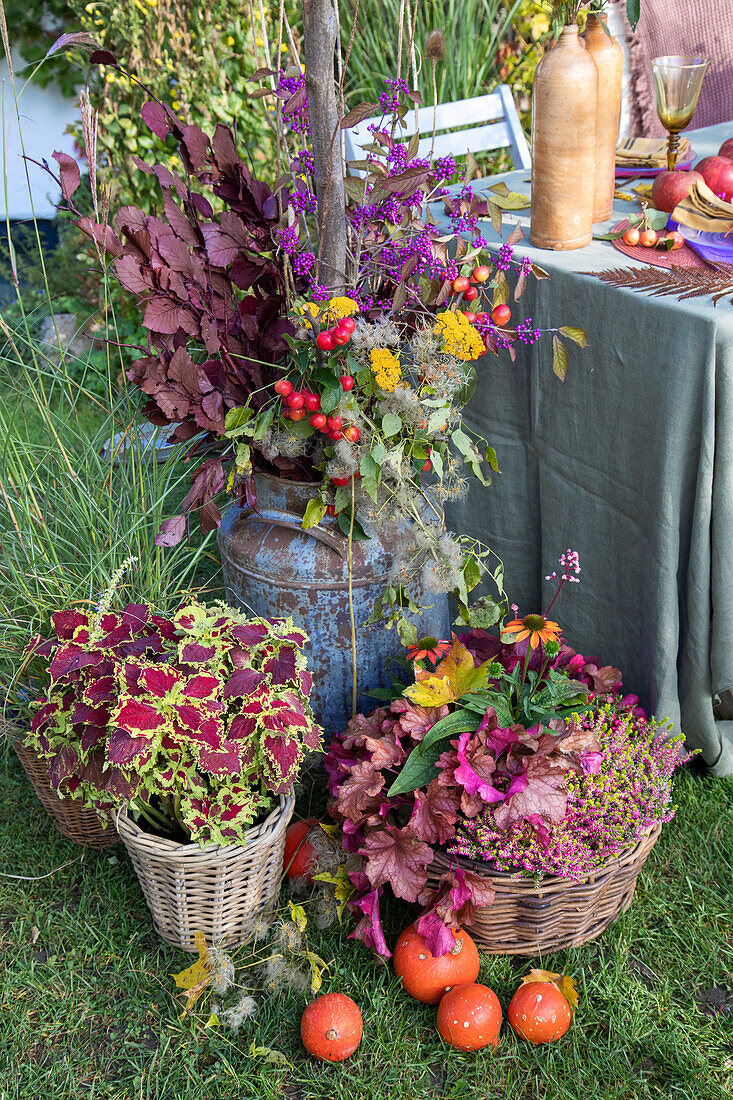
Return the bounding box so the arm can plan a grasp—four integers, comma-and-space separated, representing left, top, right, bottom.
141, 100, 172, 140
52, 151, 81, 201
359, 825, 434, 903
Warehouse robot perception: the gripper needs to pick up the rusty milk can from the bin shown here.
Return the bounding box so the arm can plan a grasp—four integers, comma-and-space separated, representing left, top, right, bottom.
217, 472, 450, 734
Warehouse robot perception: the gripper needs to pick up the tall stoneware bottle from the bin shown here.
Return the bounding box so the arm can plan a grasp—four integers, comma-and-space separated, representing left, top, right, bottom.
583, 12, 623, 222
530, 24, 598, 250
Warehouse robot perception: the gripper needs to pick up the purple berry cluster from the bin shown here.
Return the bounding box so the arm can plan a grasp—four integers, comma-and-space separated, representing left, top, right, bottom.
378, 77, 410, 113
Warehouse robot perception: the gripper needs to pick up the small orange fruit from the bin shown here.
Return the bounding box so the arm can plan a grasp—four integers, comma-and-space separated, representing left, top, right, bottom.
283, 818, 318, 881
301, 992, 363, 1062
640, 228, 658, 248
622, 226, 640, 246
507, 981, 572, 1044
393, 924, 480, 1004
437, 983, 502, 1050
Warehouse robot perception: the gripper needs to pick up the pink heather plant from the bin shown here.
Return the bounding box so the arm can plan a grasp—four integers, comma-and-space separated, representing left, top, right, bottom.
450, 709, 690, 878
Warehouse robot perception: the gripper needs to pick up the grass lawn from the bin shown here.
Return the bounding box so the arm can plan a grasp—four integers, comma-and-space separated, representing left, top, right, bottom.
1, 754, 731, 1100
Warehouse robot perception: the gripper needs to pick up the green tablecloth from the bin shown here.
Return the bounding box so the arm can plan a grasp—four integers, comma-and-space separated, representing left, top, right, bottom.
441, 121, 733, 775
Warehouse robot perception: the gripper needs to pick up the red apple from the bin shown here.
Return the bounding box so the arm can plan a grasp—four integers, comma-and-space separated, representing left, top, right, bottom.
650, 169, 703, 213
695, 156, 733, 202
718, 138, 733, 160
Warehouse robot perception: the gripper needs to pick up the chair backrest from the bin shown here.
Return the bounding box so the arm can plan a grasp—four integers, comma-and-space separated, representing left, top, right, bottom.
343, 85, 531, 175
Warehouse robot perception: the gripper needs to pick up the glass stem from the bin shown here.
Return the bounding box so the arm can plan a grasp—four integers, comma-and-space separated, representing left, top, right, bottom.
667, 131, 681, 172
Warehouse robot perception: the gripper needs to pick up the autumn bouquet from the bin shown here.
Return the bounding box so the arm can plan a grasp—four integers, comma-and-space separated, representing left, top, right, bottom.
24, 592, 321, 846
47, 45, 585, 636
325, 557, 688, 957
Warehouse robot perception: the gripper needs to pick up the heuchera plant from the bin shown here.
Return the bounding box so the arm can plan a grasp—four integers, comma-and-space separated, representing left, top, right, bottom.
325, 622, 650, 960
24, 599, 321, 846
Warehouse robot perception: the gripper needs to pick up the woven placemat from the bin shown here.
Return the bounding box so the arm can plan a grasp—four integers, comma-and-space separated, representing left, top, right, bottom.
611, 219, 711, 270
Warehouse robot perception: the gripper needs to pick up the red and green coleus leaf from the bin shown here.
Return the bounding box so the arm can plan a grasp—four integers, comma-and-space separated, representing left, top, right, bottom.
261, 730, 303, 794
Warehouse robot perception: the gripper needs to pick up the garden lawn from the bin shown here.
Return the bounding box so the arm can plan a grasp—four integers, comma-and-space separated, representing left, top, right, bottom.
1, 757, 731, 1100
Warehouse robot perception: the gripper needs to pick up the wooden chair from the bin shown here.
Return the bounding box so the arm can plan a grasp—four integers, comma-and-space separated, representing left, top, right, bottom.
343, 85, 531, 174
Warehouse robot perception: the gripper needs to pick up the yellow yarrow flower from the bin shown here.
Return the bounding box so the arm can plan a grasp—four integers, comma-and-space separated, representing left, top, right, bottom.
370, 348, 402, 393
434, 310, 485, 361
327, 296, 359, 320
226, 35, 235, 46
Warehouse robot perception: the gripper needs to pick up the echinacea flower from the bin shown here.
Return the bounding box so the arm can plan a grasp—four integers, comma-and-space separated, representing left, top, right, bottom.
406, 637, 452, 664
502, 613, 561, 650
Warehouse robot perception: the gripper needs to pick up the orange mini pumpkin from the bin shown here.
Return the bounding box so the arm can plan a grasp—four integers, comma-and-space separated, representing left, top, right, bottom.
508, 981, 572, 1044
301, 992, 363, 1062
393, 923, 480, 1004
283, 818, 318, 881
437, 983, 502, 1051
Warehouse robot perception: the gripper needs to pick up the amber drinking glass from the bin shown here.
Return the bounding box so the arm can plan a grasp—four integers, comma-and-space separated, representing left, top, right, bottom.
651, 55, 710, 170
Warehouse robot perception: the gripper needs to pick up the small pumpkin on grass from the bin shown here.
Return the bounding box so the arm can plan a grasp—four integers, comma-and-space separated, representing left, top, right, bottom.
283, 818, 319, 881
301, 992, 363, 1062
508, 969, 577, 1045
437, 983, 502, 1050
393, 923, 480, 1004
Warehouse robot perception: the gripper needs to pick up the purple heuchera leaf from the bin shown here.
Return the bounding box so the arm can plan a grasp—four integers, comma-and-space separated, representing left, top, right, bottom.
453, 727, 504, 804
415, 910, 457, 958
349, 885, 390, 959
358, 825, 433, 903
493, 757, 569, 829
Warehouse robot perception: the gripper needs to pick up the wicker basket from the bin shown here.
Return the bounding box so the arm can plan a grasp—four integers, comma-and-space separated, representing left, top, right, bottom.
12, 738, 119, 849
117, 793, 295, 951
426, 821, 662, 955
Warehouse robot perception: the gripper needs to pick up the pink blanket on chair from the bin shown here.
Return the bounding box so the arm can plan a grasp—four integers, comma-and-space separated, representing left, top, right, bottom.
617, 0, 733, 137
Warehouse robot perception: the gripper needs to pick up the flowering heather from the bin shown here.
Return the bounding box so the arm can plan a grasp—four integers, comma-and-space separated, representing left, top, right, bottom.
450, 709, 690, 879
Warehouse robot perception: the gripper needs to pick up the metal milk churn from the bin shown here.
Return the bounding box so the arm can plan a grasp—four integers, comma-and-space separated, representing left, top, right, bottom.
217, 473, 450, 734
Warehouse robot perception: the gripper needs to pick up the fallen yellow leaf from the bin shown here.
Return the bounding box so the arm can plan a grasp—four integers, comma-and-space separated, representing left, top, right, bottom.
171, 931, 212, 1016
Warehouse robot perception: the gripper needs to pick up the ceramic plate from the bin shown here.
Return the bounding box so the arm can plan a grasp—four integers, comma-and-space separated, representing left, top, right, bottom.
615, 153, 695, 179
676, 224, 733, 264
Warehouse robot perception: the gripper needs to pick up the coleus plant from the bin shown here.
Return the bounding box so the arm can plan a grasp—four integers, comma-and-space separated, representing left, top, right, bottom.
325, 628, 643, 959
24, 599, 321, 845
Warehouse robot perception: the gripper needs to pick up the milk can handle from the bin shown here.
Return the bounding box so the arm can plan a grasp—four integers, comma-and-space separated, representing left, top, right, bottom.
240, 514, 347, 561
